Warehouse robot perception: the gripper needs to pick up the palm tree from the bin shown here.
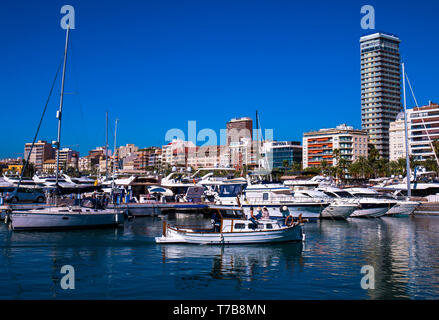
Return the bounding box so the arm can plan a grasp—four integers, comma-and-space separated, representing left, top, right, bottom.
320, 159, 329, 175
349, 156, 371, 179
282, 159, 289, 173
367, 144, 380, 178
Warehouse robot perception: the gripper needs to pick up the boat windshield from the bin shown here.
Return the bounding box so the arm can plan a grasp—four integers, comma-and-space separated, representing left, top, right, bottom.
218, 209, 244, 219
334, 191, 354, 198
351, 193, 379, 198
323, 191, 337, 198
219, 184, 242, 197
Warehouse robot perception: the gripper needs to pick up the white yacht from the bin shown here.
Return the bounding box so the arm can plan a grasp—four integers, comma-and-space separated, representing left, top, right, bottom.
283, 175, 335, 191
344, 187, 419, 216
215, 183, 330, 220
10, 199, 124, 230
33, 174, 77, 190
293, 189, 358, 219
100, 175, 136, 194
62, 174, 97, 192
316, 186, 394, 218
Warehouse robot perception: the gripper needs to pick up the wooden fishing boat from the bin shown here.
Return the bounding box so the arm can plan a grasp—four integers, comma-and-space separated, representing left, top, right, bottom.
155, 207, 305, 244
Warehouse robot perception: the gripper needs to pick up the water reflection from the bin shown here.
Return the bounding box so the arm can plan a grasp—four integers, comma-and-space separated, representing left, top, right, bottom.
0, 215, 439, 299
161, 243, 303, 282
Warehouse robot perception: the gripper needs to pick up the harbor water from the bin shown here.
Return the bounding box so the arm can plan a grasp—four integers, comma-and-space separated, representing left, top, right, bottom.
1, 214, 439, 299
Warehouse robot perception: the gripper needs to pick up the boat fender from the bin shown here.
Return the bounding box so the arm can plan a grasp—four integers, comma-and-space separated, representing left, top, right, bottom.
285, 215, 294, 226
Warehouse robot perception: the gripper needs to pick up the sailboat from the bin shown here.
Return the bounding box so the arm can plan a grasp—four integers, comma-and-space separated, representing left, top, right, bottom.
9, 26, 124, 230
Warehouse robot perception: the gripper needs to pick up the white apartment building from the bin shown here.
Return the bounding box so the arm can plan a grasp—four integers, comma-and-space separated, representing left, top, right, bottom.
408, 102, 439, 161
389, 112, 409, 161
161, 139, 196, 167
389, 102, 439, 162
303, 124, 368, 169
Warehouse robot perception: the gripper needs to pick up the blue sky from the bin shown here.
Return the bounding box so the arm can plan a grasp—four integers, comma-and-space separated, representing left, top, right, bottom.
1, 0, 438, 158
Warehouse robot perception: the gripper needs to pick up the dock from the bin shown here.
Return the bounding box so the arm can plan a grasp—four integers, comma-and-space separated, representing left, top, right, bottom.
414, 202, 439, 216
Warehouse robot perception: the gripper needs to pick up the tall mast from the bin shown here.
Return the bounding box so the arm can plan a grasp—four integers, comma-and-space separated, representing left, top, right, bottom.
55, 26, 70, 187
105, 111, 109, 179
112, 118, 119, 189
402, 63, 411, 197
256, 110, 259, 170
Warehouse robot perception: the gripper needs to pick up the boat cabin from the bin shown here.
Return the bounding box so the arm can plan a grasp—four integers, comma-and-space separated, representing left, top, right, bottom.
170, 207, 283, 234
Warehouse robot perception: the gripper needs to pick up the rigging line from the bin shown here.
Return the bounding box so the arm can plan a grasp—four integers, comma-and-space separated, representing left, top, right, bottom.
405, 72, 439, 168
17, 59, 64, 190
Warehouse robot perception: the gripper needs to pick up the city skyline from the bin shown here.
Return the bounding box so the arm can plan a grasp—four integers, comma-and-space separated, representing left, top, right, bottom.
1, 1, 439, 158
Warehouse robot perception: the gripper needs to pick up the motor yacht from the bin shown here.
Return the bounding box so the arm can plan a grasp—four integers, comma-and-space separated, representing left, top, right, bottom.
293, 189, 358, 219
316, 186, 395, 218
345, 187, 419, 216
215, 183, 329, 220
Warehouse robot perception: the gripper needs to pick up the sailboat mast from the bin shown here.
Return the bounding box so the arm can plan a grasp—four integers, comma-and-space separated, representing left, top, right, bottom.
105, 111, 109, 179
55, 26, 70, 187
112, 119, 119, 189
402, 63, 411, 197
256, 110, 259, 170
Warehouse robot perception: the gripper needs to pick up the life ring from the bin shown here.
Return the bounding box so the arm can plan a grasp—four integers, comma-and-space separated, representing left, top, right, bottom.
285, 215, 294, 226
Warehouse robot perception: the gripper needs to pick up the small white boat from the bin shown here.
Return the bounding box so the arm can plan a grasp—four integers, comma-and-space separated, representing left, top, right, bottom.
155, 207, 304, 244
9, 205, 124, 230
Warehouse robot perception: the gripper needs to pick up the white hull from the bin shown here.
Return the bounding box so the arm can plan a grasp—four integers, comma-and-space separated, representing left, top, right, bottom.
385, 203, 419, 216
350, 206, 389, 218
156, 224, 303, 244
321, 204, 357, 219
10, 211, 124, 230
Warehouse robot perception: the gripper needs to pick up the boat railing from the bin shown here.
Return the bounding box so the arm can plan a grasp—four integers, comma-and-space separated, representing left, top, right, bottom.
243, 195, 328, 204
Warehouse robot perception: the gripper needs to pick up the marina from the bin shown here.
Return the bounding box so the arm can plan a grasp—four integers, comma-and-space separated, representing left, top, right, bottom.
1, 0, 439, 303
1, 214, 438, 299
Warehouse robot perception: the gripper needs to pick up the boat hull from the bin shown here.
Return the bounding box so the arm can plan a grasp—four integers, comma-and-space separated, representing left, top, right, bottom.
350, 204, 391, 218
385, 203, 419, 216
321, 204, 357, 219
10, 212, 124, 230
156, 225, 303, 244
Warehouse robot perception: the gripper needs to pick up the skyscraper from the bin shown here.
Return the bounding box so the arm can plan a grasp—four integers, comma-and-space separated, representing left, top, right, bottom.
360, 32, 402, 158
226, 117, 253, 145
24, 140, 55, 172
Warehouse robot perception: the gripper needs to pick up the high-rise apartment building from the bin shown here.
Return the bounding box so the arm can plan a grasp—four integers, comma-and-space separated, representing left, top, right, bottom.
55, 147, 79, 170
388, 112, 409, 161
24, 140, 55, 172
360, 32, 402, 158
408, 102, 439, 161
226, 117, 253, 145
